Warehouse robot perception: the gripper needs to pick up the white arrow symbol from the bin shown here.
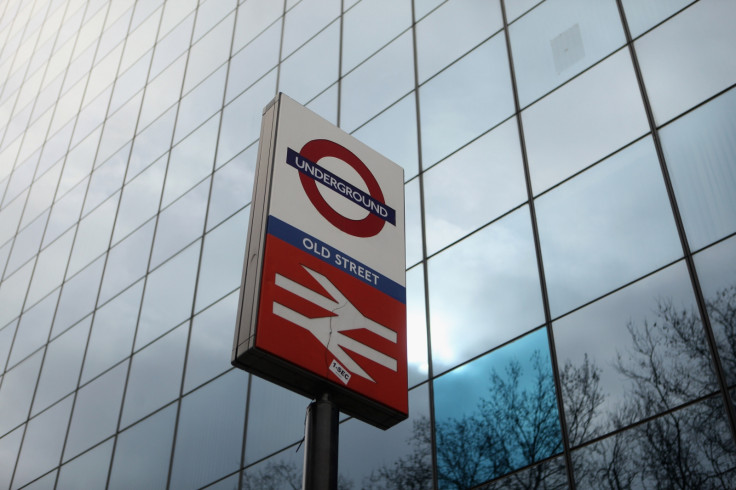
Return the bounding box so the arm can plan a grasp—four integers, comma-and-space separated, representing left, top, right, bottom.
272, 265, 397, 382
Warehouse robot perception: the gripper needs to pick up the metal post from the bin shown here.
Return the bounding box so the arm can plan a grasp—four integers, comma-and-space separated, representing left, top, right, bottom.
303, 393, 339, 490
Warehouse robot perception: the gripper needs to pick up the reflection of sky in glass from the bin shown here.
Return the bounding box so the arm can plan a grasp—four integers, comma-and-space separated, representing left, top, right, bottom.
660, 87, 736, 252
554, 261, 717, 445
636, 0, 736, 125
428, 205, 544, 374
523, 48, 648, 194
537, 137, 682, 318
509, 0, 624, 107
694, 235, 736, 385
424, 117, 526, 255
434, 328, 561, 486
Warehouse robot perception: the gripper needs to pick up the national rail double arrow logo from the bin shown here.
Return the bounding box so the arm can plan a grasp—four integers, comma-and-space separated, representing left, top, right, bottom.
272, 265, 397, 384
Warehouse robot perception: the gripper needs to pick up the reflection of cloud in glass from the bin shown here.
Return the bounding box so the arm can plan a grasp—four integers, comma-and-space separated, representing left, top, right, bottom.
636, 0, 736, 125
419, 33, 513, 168
536, 137, 681, 318
424, 117, 526, 255
428, 206, 544, 373
523, 48, 648, 194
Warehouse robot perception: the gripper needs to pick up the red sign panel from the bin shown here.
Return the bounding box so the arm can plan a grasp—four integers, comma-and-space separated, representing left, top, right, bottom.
256, 234, 407, 415
232, 94, 407, 429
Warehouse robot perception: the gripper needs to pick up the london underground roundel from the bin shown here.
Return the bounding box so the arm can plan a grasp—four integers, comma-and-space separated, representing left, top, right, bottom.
232, 93, 407, 430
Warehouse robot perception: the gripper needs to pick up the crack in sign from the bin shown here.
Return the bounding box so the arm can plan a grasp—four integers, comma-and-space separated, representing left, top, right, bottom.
272, 265, 397, 382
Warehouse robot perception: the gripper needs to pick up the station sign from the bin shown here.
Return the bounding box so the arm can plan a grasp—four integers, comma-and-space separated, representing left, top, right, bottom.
232, 93, 407, 429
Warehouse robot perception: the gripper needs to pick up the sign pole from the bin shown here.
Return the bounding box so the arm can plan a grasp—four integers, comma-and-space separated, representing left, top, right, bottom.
303, 393, 339, 490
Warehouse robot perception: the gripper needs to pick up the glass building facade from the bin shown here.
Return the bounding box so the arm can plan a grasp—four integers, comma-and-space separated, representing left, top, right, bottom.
0, 0, 735, 488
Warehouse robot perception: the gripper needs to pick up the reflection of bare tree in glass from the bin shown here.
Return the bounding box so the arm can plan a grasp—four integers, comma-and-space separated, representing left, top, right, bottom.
363, 417, 433, 489
238, 287, 736, 490
573, 287, 736, 489
241, 460, 354, 490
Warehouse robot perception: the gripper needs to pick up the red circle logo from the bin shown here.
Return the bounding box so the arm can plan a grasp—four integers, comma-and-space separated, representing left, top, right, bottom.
298, 139, 386, 238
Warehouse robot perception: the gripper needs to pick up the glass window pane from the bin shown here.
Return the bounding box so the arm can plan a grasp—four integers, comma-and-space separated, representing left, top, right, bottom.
57, 439, 113, 490
97, 91, 143, 166
83, 281, 143, 384
404, 179, 422, 268
193, 0, 236, 42
175, 65, 226, 143
621, 0, 693, 38
0, 426, 24, 490
428, 206, 544, 374
108, 403, 176, 490
64, 362, 128, 460
13, 395, 73, 489
694, 235, 736, 386
241, 446, 303, 490
136, 240, 199, 348
109, 53, 150, 115
554, 261, 717, 447
523, 48, 649, 194
32, 317, 90, 416
217, 69, 277, 166
52, 256, 104, 338
0, 190, 29, 247
170, 370, 247, 489
195, 208, 248, 312
244, 376, 308, 465
122, 323, 187, 427
232, 0, 283, 53
137, 54, 185, 130
424, 118, 527, 255
339, 384, 431, 488
184, 291, 238, 392
162, 114, 218, 208
342, 0, 411, 75
505, 0, 543, 23
536, 137, 682, 318
416, 0, 502, 83
340, 30, 413, 133
352, 93, 419, 181
636, 0, 736, 125
128, 105, 176, 181
419, 34, 514, 167
24, 160, 63, 228
112, 154, 166, 244
183, 12, 233, 94
151, 179, 208, 269
660, 87, 736, 252
226, 21, 281, 104
281, 0, 339, 59
0, 350, 43, 436
67, 191, 119, 277
207, 145, 256, 230
433, 329, 562, 487
0, 321, 15, 373
571, 396, 736, 488
44, 177, 86, 247
83, 143, 128, 215
509, 0, 625, 107
484, 455, 567, 489
160, 0, 197, 39
100, 220, 154, 305
407, 266, 428, 387
151, 11, 194, 80
279, 20, 339, 106
26, 229, 73, 309
6, 210, 48, 279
